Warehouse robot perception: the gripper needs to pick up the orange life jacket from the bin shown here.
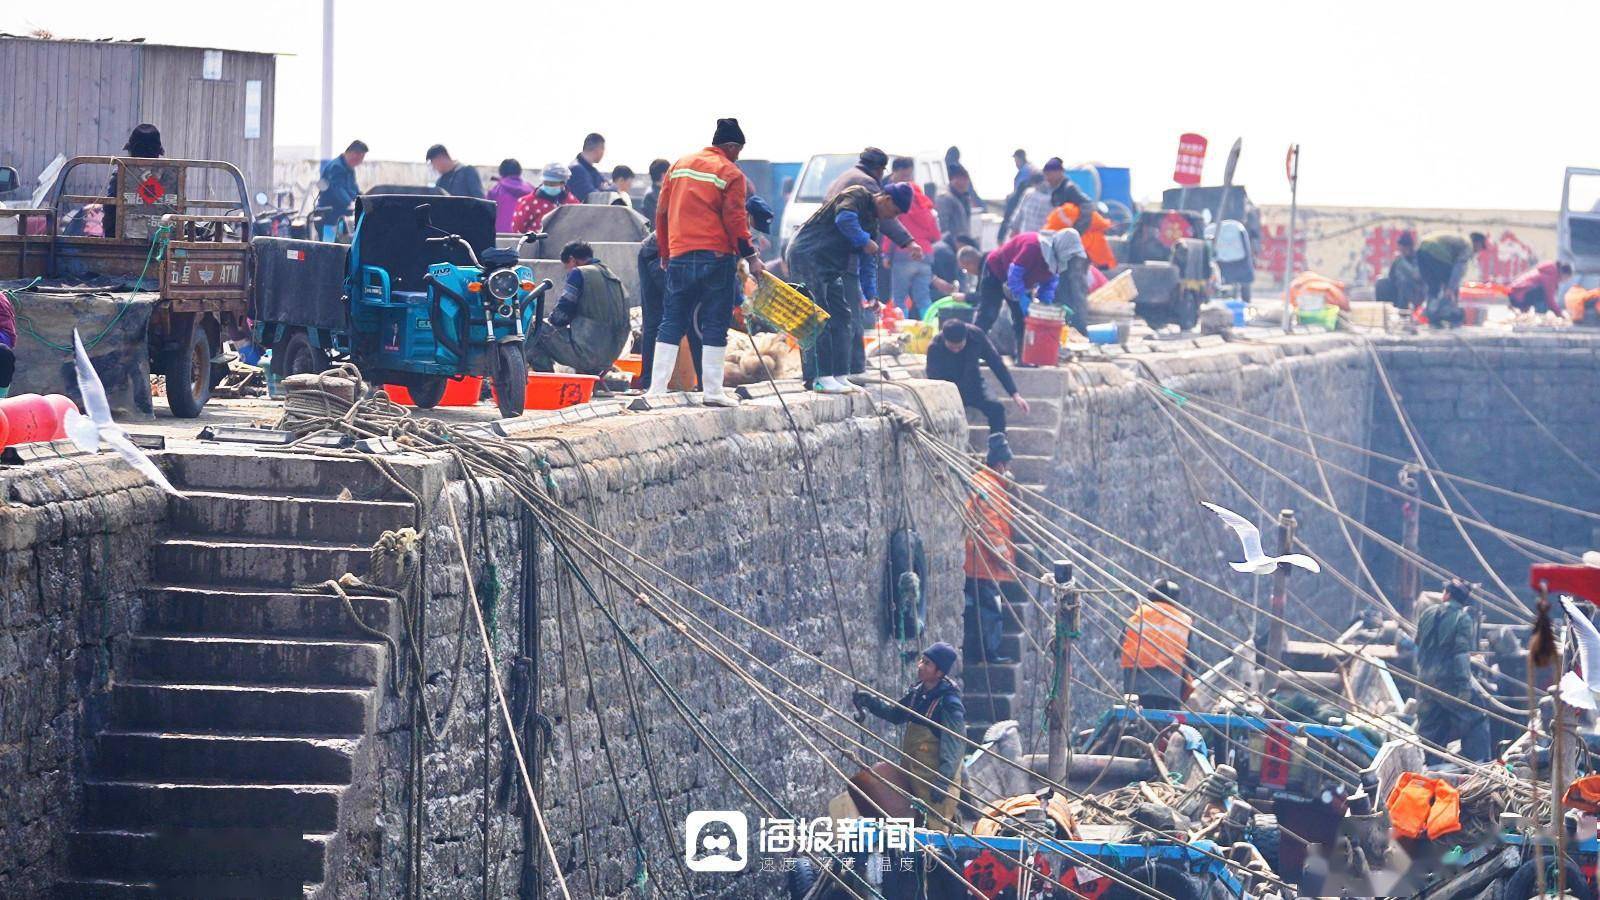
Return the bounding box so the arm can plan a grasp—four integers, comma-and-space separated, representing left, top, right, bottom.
963, 468, 1016, 582
1044, 203, 1118, 269
1119, 601, 1192, 673
1386, 772, 1462, 840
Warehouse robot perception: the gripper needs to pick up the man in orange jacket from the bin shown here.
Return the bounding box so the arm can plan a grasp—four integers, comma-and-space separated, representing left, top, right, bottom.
647, 118, 764, 407
1120, 580, 1195, 710
1044, 202, 1117, 269
964, 433, 1017, 665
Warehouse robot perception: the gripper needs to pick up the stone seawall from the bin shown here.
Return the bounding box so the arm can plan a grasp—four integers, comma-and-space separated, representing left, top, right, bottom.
1363, 332, 1600, 611
335, 383, 971, 898
0, 455, 167, 897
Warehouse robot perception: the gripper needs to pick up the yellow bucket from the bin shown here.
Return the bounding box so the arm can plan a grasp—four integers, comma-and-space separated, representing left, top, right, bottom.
747, 271, 831, 350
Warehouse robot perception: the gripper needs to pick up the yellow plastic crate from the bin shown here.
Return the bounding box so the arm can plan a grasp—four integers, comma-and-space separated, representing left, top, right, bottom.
747, 271, 831, 350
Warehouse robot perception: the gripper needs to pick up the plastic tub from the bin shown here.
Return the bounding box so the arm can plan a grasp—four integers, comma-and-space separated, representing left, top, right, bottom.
492, 372, 599, 411
384, 376, 484, 407
614, 355, 643, 377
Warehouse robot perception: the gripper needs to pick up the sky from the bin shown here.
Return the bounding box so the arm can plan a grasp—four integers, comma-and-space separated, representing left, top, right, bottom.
8, 0, 1599, 210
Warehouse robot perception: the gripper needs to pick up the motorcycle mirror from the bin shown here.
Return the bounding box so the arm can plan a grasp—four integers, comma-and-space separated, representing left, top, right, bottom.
413, 203, 433, 229
254, 191, 268, 206
520, 231, 546, 243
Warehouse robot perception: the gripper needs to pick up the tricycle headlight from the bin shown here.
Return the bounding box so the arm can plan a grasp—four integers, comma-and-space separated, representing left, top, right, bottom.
485, 268, 521, 302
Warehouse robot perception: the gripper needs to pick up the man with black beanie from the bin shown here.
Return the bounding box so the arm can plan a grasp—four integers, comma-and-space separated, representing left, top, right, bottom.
853, 641, 966, 827
647, 118, 762, 407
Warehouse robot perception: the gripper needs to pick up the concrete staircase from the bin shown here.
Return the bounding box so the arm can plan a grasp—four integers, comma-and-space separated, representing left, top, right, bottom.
958, 364, 1072, 743
57, 452, 414, 899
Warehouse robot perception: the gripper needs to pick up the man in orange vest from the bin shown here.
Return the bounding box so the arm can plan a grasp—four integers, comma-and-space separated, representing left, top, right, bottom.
964, 433, 1017, 664
1120, 580, 1195, 710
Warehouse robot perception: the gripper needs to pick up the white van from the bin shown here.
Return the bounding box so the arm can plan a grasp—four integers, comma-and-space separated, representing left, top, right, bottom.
776, 153, 948, 255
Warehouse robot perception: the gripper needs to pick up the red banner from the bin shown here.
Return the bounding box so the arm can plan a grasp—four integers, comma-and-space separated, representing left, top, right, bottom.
1173, 133, 1208, 186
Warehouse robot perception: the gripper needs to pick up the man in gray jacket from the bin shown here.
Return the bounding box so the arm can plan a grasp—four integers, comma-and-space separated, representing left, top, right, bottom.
822, 147, 921, 373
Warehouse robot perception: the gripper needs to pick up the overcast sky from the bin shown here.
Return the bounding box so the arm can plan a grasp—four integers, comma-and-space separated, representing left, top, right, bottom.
9, 0, 1598, 210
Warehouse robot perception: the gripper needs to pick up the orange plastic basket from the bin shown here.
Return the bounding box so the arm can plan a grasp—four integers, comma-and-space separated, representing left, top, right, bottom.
384, 376, 483, 407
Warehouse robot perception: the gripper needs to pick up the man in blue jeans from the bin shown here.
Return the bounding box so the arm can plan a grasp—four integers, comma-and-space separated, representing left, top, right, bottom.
647, 118, 763, 407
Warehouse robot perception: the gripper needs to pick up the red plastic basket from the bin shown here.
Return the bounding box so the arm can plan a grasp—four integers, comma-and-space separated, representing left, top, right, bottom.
491, 372, 599, 411
384, 376, 484, 407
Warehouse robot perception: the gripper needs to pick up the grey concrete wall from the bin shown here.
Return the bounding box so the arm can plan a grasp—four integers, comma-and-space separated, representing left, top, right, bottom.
0, 456, 166, 897
336, 384, 970, 898
1362, 332, 1600, 613
1008, 335, 1380, 729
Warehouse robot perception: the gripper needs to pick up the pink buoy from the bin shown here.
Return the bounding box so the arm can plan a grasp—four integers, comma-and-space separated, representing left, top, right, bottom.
42, 394, 78, 439
0, 394, 61, 447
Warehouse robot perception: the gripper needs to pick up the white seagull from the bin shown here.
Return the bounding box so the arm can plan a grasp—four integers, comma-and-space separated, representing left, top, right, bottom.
1200, 501, 1321, 575
1559, 595, 1600, 712
64, 330, 180, 496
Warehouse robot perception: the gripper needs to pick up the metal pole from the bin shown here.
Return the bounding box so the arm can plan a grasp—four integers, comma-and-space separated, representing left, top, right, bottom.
1263, 510, 1296, 692
1045, 561, 1077, 784
1398, 465, 1421, 616
1283, 145, 1299, 334
319, 0, 335, 162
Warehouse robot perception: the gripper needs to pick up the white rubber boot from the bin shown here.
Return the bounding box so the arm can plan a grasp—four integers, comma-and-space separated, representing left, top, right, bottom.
701, 345, 738, 407
644, 342, 679, 398
814, 376, 850, 394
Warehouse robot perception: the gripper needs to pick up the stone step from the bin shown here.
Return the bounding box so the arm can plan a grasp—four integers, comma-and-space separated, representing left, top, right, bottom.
125, 636, 384, 688
82, 782, 343, 831
110, 683, 371, 737
1006, 455, 1055, 487
53, 878, 158, 899
68, 829, 328, 883
143, 587, 396, 641
94, 732, 358, 785
964, 693, 1014, 722
962, 663, 1021, 695
993, 365, 1073, 396
169, 490, 412, 543
966, 397, 1061, 430
164, 452, 413, 501
153, 537, 372, 589
966, 425, 1057, 458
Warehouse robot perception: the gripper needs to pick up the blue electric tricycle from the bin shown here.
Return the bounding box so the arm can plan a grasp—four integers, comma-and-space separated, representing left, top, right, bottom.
252, 194, 552, 418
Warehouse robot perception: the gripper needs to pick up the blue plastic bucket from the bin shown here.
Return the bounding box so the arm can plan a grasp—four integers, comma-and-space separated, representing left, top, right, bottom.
1087, 323, 1120, 344
1225, 299, 1247, 326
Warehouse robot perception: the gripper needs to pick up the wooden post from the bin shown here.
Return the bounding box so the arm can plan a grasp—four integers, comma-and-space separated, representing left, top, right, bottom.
1398, 465, 1422, 616
1263, 510, 1296, 693
1045, 561, 1077, 784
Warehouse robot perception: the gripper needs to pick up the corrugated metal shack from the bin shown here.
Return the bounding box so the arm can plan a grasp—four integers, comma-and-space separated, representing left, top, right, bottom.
0, 35, 277, 199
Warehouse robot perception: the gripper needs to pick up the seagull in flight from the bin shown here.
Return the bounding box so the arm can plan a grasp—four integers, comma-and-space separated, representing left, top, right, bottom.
1559, 595, 1600, 712
1201, 501, 1321, 575
64, 330, 179, 496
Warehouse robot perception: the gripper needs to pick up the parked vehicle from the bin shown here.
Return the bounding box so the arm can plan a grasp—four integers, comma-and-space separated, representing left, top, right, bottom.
252, 194, 552, 419
1558, 166, 1600, 290
0, 155, 253, 416
776, 153, 949, 254
1113, 209, 1213, 330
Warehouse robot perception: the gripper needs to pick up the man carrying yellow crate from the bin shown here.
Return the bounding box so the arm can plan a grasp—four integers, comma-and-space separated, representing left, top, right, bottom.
784, 182, 911, 394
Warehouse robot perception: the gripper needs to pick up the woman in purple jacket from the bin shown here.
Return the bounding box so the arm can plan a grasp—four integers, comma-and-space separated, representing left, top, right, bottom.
486, 159, 536, 233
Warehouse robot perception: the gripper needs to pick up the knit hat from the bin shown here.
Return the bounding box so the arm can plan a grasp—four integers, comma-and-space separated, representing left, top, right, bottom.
123, 123, 164, 157
883, 182, 913, 214
859, 147, 889, 170
922, 641, 958, 676
541, 163, 571, 183
712, 117, 746, 145
1042, 156, 1065, 173
948, 163, 970, 181
986, 432, 1013, 466
1044, 228, 1087, 274
1148, 579, 1181, 605
746, 194, 775, 235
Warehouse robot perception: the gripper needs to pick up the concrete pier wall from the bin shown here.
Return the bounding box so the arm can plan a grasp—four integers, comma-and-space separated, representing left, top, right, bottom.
0, 457, 166, 897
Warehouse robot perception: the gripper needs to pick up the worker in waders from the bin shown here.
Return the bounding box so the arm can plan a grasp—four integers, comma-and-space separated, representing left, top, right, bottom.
1120, 580, 1195, 710
964, 433, 1017, 665
853, 642, 966, 828
1415, 579, 1490, 762
527, 240, 630, 377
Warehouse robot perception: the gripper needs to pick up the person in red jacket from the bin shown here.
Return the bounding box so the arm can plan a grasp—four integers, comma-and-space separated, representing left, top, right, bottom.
883, 157, 943, 317
646, 118, 763, 407
976, 231, 1073, 361
1508, 259, 1572, 316
510, 163, 580, 233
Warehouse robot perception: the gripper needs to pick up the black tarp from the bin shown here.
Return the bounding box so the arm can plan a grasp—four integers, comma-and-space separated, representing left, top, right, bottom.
250, 237, 349, 332
352, 194, 495, 293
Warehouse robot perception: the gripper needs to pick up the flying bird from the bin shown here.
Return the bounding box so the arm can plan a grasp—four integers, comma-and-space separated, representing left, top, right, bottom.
1559, 595, 1600, 712
1200, 501, 1321, 575
64, 330, 179, 496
